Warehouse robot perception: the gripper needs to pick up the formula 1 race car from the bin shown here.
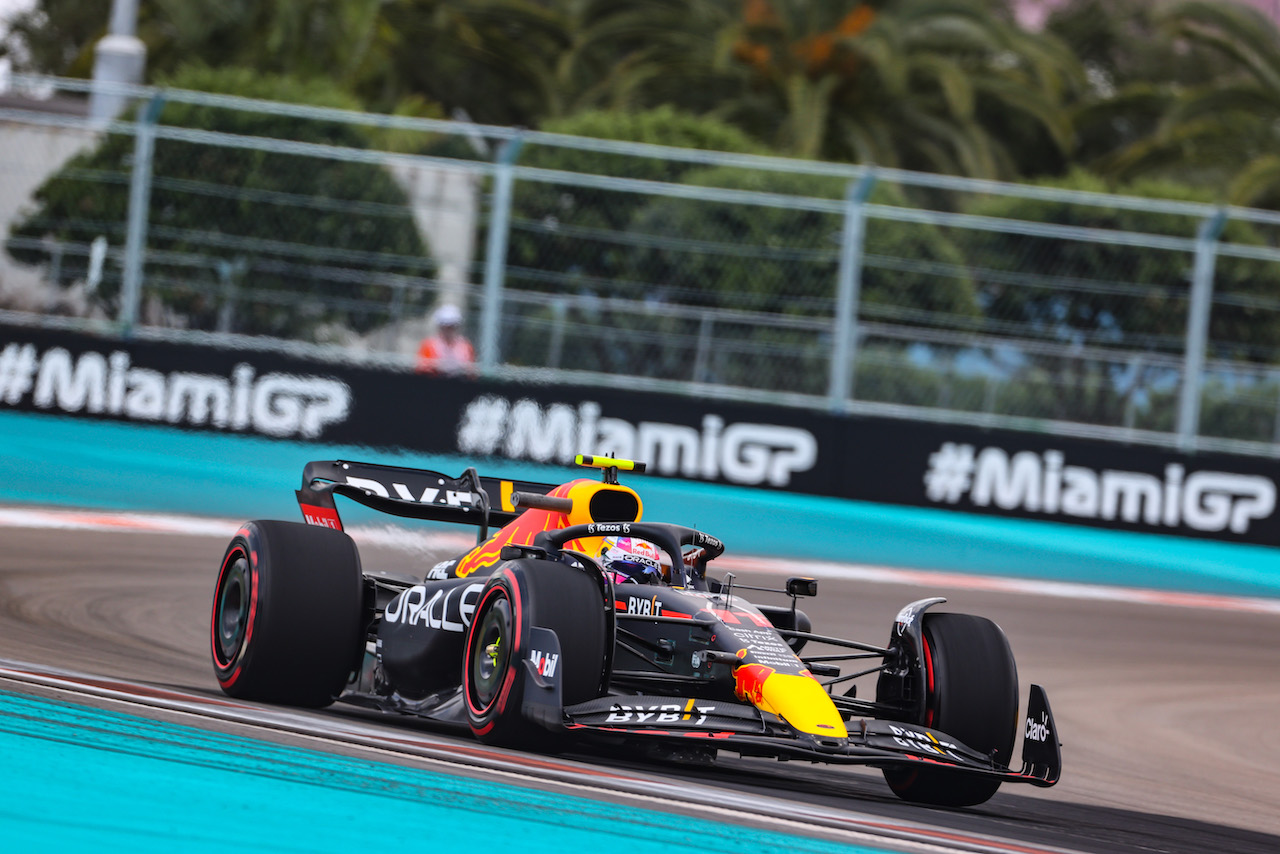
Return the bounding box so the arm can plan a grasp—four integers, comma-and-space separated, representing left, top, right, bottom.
210, 455, 1061, 807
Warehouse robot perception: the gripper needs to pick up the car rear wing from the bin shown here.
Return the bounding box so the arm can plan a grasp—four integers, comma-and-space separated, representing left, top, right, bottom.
295, 459, 561, 539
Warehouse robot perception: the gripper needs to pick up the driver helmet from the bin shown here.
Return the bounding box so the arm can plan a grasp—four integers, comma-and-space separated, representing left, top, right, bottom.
600, 536, 665, 585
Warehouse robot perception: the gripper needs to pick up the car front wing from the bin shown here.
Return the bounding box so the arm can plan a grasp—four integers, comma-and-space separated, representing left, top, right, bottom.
558, 686, 1061, 788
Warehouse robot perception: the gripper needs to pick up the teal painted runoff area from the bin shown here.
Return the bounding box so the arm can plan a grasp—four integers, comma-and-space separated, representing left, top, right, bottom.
1, 410, 1277, 597
0, 690, 884, 854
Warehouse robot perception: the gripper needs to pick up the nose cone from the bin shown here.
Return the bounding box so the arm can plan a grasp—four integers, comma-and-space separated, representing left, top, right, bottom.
736, 666, 848, 738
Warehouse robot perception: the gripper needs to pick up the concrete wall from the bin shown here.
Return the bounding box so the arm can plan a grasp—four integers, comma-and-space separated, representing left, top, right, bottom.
0, 120, 99, 310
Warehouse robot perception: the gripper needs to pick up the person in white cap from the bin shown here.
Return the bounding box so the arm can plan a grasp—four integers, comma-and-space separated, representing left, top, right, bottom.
416, 303, 475, 375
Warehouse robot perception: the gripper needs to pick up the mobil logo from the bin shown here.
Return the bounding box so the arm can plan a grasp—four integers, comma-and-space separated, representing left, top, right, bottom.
530, 649, 558, 678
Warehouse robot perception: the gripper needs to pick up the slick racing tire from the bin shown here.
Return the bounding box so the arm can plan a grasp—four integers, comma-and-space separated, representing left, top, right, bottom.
883, 613, 1018, 807
463, 558, 608, 748
211, 520, 364, 708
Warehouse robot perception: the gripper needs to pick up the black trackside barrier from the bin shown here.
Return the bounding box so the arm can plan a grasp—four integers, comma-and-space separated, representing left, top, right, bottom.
2, 320, 1277, 546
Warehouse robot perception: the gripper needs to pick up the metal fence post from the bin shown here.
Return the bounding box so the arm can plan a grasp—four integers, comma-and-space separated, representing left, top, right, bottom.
478, 134, 524, 373
828, 170, 877, 410
119, 94, 163, 333
1176, 208, 1226, 451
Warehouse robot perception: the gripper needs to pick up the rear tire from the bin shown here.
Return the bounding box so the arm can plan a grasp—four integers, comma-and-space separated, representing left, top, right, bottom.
211, 520, 364, 707
882, 613, 1018, 807
463, 558, 607, 747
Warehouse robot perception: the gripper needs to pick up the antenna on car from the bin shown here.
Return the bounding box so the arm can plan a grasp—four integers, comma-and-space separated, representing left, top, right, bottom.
575, 453, 647, 485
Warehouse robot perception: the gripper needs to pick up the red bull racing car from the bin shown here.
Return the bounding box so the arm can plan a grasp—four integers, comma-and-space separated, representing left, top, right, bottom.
210, 455, 1061, 807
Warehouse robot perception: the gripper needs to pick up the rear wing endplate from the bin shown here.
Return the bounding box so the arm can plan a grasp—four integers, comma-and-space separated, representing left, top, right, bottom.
295, 459, 560, 538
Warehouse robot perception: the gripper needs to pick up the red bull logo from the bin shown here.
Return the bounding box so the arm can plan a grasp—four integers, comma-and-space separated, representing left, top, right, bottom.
452, 478, 643, 577
733, 662, 776, 706
733, 659, 849, 738
452, 481, 581, 577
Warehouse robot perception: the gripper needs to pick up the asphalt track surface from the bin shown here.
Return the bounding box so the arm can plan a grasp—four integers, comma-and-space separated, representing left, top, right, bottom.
2, 523, 1279, 853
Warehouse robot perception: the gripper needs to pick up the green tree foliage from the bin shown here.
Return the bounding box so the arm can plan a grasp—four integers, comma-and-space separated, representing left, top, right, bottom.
960, 170, 1280, 422
625, 169, 976, 318
569, 0, 1082, 179
499, 108, 776, 380
618, 169, 978, 391
6, 67, 428, 337
506, 105, 769, 286
1058, 0, 1280, 207
0, 0, 104, 74
3, 0, 390, 84
5, 1, 1083, 181
965, 171, 1280, 355
503, 134, 979, 392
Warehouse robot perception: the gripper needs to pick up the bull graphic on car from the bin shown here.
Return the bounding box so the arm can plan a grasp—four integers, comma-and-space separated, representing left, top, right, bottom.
211, 454, 1061, 807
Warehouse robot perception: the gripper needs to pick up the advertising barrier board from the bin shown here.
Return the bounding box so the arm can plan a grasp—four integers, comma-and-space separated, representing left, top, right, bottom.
2, 323, 1275, 546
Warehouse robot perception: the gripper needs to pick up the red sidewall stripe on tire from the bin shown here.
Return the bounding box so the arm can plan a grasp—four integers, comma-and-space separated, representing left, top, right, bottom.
922, 631, 936, 729
463, 585, 505, 719
212, 532, 259, 690
892, 630, 937, 793
464, 571, 525, 734
496, 571, 522, 716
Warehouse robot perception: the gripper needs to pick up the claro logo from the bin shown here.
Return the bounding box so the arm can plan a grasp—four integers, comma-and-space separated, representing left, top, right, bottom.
923, 443, 1277, 535
456, 396, 817, 487
0, 343, 350, 439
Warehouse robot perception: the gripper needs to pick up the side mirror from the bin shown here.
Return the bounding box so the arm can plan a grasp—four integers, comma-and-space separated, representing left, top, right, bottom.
786, 577, 818, 597
500, 544, 549, 561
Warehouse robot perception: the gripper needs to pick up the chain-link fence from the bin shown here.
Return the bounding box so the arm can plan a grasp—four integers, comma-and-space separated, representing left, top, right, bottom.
2, 75, 1279, 456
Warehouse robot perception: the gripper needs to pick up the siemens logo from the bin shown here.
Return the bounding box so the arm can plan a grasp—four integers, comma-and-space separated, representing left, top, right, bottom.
0, 343, 350, 439
456, 396, 817, 487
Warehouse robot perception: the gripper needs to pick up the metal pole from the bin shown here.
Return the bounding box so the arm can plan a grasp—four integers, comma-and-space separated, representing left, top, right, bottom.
119, 95, 163, 334
693, 312, 713, 383
1273, 369, 1280, 445
828, 169, 877, 410
478, 134, 523, 373
108, 0, 139, 35
1176, 208, 1226, 451
547, 297, 566, 369
90, 0, 146, 124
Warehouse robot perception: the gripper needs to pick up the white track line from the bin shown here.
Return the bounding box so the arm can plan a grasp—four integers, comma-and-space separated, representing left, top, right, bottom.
1, 505, 1277, 615
0, 659, 1084, 854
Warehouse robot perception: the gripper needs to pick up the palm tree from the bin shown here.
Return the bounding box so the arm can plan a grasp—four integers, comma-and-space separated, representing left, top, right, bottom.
826, 0, 1083, 177
576, 0, 1082, 179
1084, 0, 1280, 207
367, 0, 568, 125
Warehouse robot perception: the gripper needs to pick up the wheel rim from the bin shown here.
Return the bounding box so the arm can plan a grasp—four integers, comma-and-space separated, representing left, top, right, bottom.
470, 596, 512, 711
215, 553, 251, 666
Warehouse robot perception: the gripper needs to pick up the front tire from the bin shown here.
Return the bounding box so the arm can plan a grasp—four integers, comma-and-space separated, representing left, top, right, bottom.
462, 558, 608, 747
211, 520, 364, 707
882, 613, 1018, 807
